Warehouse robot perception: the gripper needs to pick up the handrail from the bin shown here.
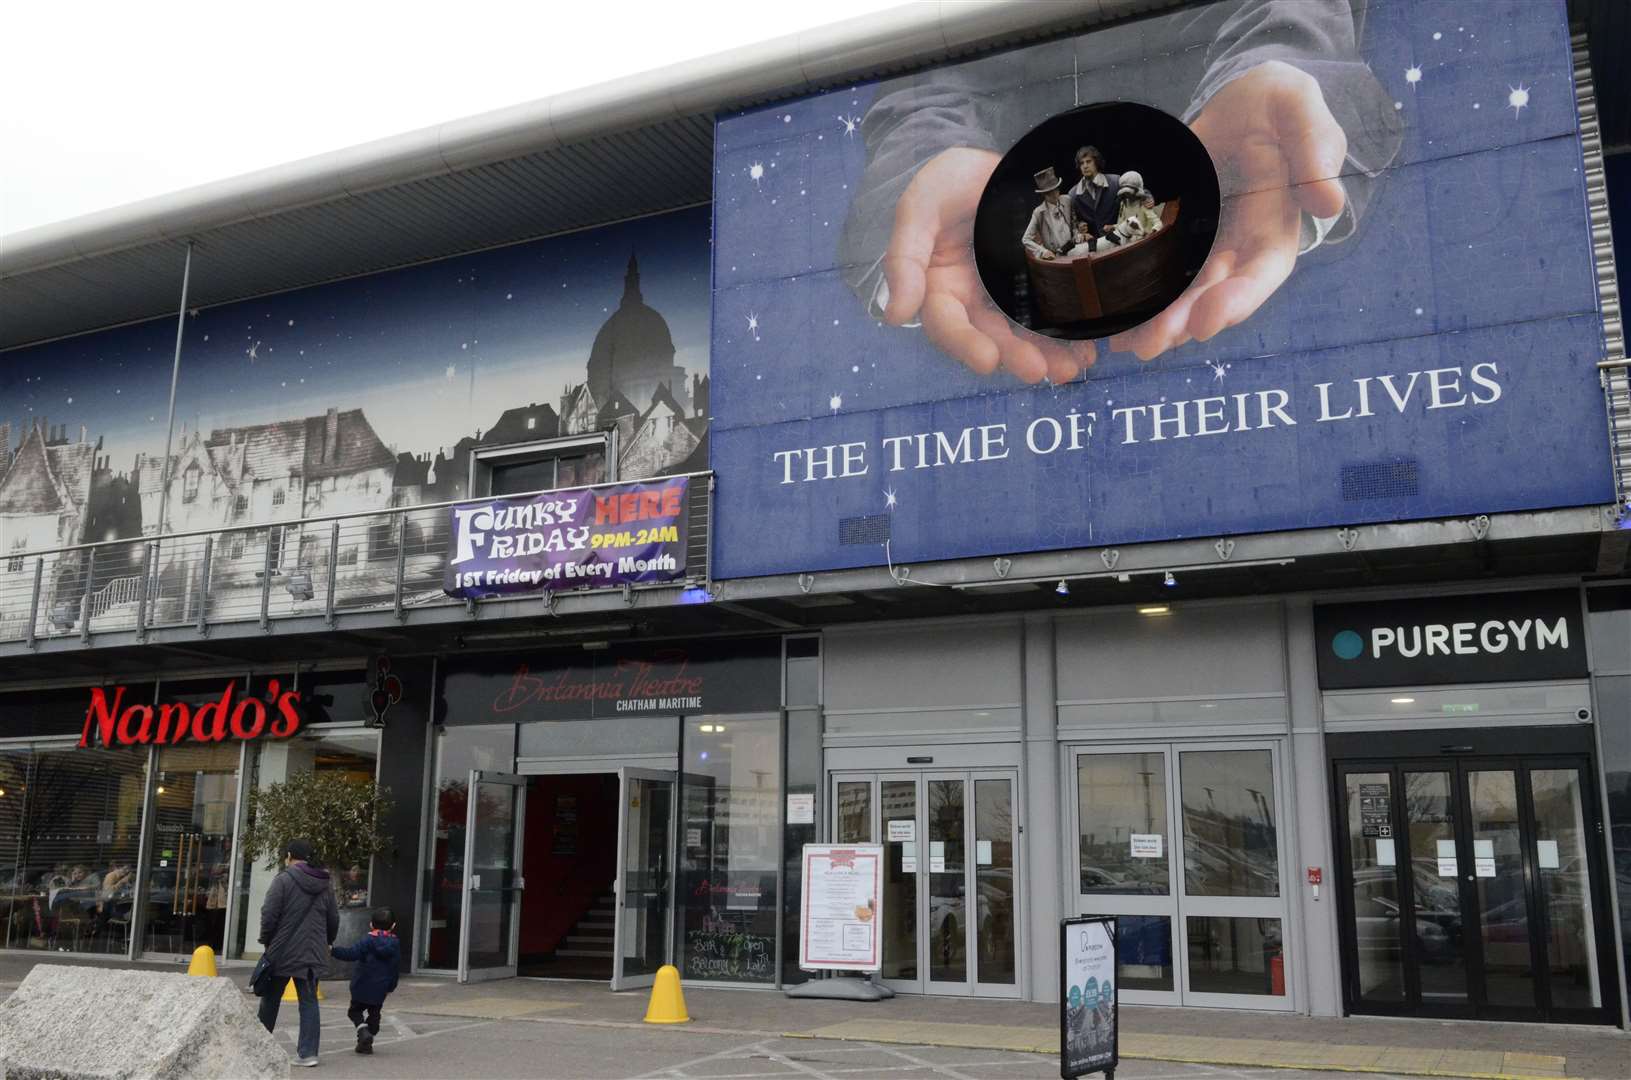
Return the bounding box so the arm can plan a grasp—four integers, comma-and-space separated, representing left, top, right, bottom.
0, 471, 714, 648
0, 470, 714, 564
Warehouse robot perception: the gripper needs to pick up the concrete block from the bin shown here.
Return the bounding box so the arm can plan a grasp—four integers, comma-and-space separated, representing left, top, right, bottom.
0, 965, 289, 1080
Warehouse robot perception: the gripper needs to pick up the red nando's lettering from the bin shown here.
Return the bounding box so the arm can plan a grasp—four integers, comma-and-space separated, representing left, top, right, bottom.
80, 681, 303, 748
491, 653, 704, 715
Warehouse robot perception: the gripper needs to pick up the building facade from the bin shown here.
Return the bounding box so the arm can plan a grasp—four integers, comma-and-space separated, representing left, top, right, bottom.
1, 0, 1627, 1031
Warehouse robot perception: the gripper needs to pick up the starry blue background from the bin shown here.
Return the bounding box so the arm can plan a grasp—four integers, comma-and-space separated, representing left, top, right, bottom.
708, 0, 1618, 578
1, 207, 710, 470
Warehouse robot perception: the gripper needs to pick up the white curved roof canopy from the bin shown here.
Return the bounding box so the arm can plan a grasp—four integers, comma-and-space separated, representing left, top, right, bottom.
0, 0, 1175, 351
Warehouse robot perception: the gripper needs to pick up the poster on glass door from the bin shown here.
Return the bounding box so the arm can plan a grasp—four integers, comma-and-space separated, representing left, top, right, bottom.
1060, 917, 1118, 1079
799, 845, 884, 971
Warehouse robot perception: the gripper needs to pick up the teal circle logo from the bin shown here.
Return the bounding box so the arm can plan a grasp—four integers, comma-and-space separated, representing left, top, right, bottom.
1068, 984, 1082, 1007
1331, 630, 1364, 661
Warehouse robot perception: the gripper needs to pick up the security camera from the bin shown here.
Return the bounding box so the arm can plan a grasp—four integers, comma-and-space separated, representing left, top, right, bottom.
1576, 707, 1591, 722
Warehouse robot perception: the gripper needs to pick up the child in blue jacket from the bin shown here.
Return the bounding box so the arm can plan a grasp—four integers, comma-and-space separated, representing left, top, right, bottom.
330, 906, 401, 1055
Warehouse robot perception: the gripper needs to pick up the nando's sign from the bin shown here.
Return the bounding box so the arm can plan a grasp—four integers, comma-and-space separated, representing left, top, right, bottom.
80, 680, 303, 748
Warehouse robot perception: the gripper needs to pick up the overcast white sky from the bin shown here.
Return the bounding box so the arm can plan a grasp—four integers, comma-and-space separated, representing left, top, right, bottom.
0, 0, 905, 238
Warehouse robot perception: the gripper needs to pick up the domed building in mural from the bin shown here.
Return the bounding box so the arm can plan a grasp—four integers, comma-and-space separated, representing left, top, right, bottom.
585, 254, 690, 417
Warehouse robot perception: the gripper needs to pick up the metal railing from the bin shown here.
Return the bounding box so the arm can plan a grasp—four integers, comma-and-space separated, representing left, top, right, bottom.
1576, 33, 1631, 516
0, 473, 712, 648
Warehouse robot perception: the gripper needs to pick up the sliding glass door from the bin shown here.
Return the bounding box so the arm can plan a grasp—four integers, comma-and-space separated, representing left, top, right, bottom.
1070, 741, 1290, 1009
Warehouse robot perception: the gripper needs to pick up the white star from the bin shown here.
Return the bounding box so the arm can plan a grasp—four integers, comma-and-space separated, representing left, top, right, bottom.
1209, 360, 1228, 382
883, 487, 897, 510
749, 162, 764, 185
1508, 84, 1530, 117
1405, 66, 1422, 87
838, 114, 858, 137
245, 342, 259, 362
829, 394, 843, 413
746, 312, 759, 334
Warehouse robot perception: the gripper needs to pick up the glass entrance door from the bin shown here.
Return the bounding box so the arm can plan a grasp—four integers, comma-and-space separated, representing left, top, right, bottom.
611, 768, 675, 991
1335, 757, 1616, 1023
141, 743, 242, 958
1070, 742, 1290, 1009
457, 771, 526, 983
827, 770, 1019, 997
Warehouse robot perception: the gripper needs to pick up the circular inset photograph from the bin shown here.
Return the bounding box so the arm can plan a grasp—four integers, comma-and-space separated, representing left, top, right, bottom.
973, 102, 1220, 341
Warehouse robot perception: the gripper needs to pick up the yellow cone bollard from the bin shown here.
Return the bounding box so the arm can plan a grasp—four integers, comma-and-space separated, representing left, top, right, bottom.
186, 946, 217, 977
281, 978, 326, 1002
643, 964, 689, 1024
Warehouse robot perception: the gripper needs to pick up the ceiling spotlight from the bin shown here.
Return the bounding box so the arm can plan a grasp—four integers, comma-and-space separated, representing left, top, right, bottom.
1390, 697, 1416, 705
1055, 580, 1069, 596
1162, 571, 1177, 588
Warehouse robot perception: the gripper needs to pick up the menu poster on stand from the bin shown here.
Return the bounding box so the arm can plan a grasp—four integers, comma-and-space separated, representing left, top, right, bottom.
798, 845, 884, 971
1060, 917, 1118, 1080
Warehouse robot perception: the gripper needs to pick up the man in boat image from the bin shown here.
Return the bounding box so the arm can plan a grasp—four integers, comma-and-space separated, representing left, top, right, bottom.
1020, 167, 1079, 260
836, 0, 1402, 384
1067, 145, 1120, 247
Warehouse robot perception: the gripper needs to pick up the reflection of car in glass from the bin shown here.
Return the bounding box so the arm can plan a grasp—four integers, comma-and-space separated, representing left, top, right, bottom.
1079, 861, 1166, 895
927, 871, 1014, 969
1351, 865, 1459, 963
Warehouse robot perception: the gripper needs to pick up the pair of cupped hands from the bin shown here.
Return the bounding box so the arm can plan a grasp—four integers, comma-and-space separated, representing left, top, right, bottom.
878, 63, 1349, 383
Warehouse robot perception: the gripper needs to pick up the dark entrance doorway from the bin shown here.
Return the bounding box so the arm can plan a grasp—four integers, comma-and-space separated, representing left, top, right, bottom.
518, 773, 619, 979
1330, 728, 1619, 1024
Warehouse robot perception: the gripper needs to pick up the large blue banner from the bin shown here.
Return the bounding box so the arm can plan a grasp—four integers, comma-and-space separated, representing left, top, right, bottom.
708, 0, 1615, 579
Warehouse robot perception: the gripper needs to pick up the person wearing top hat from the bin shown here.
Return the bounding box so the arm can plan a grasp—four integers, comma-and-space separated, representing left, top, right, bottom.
1021, 166, 1077, 260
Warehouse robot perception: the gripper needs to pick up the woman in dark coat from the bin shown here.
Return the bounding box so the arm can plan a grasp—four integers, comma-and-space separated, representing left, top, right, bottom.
256, 838, 340, 1067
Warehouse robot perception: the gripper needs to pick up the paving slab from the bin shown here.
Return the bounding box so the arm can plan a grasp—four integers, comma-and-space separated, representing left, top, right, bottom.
1, 953, 1624, 1078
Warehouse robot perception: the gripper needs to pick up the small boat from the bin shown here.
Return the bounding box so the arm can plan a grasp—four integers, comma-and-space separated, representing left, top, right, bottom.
1025, 199, 1185, 327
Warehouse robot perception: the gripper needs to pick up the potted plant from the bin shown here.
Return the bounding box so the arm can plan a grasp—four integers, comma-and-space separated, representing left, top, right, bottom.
241, 771, 393, 976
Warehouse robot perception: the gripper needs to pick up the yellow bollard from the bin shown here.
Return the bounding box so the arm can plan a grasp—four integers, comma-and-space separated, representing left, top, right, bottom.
186, 946, 217, 977
643, 964, 690, 1024
282, 977, 326, 1002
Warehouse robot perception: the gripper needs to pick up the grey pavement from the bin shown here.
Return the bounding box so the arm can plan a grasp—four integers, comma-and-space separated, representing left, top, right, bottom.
2, 954, 1628, 1079
260, 1007, 1429, 1080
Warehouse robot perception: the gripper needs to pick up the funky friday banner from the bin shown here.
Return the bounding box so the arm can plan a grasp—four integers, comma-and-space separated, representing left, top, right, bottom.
443, 478, 689, 597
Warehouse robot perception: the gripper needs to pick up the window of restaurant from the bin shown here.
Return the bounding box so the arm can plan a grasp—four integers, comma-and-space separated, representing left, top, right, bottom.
0, 740, 146, 954
0, 685, 153, 957
0, 672, 379, 962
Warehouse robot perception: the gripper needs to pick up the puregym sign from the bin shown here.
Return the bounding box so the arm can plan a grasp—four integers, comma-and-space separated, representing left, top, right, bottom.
1315, 591, 1587, 690
79, 681, 303, 748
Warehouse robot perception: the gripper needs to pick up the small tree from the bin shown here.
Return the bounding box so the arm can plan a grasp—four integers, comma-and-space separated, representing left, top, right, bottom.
242, 771, 393, 874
